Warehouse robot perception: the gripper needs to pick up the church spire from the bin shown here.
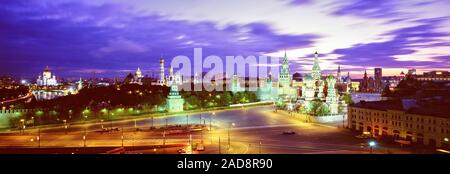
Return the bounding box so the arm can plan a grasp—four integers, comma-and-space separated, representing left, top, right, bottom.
282, 49, 288, 64
312, 51, 320, 71
337, 65, 341, 82
311, 51, 322, 81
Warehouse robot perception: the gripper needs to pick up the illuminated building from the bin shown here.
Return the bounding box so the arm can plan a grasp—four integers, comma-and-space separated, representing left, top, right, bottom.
167, 66, 183, 86
257, 72, 275, 101
349, 100, 450, 149
36, 66, 58, 86
158, 56, 166, 86
130, 67, 143, 85
298, 51, 344, 116
166, 79, 184, 113
277, 51, 298, 100
360, 68, 383, 93
415, 71, 450, 82
230, 74, 244, 93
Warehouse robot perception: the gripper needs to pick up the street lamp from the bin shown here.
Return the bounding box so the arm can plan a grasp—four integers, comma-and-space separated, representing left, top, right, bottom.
165, 118, 168, 129
20, 119, 25, 134
37, 128, 41, 148
163, 130, 166, 146
218, 136, 221, 154
83, 128, 87, 147
210, 112, 216, 131
121, 127, 124, 147
31, 116, 35, 127
186, 115, 189, 127
63, 119, 67, 134
150, 116, 154, 129
228, 122, 235, 150
368, 140, 376, 154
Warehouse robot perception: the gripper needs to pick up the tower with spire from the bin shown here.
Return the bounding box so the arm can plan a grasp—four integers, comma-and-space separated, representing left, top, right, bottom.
299, 50, 344, 116
166, 78, 184, 113
277, 51, 297, 99
278, 51, 291, 89
77, 77, 83, 91
158, 55, 165, 86
311, 51, 322, 81
337, 65, 342, 82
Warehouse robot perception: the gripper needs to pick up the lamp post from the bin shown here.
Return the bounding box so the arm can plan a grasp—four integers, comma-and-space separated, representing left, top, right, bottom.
37, 128, 41, 148
121, 127, 124, 147
189, 134, 193, 154
165, 118, 168, 129
368, 140, 376, 154
151, 116, 154, 129
163, 130, 166, 146
228, 122, 235, 150
210, 112, 215, 131
219, 136, 221, 154
83, 128, 87, 147
186, 115, 189, 127
63, 120, 67, 135
259, 140, 262, 154
201, 122, 204, 144
20, 119, 25, 134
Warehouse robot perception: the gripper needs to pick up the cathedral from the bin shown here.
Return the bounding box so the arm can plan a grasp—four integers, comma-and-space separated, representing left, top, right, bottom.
157, 56, 183, 87
298, 51, 342, 115
36, 66, 58, 86
130, 67, 143, 85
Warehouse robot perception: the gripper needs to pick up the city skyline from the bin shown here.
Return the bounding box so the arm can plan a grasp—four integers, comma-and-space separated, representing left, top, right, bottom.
1, 0, 450, 78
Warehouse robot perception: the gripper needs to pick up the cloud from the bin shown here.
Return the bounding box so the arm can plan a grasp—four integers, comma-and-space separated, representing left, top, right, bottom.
333, 17, 450, 69
95, 37, 148, 56
331, 0, 399, 19
288, 0, 312, 6
0, 0, 318, 77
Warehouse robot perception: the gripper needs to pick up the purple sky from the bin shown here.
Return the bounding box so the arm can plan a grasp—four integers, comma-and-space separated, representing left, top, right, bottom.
1, 0, 450, 79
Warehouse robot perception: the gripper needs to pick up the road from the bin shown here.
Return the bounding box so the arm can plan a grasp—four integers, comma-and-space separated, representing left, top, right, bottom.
0, 106, 413, 154
0, 92, 33, 105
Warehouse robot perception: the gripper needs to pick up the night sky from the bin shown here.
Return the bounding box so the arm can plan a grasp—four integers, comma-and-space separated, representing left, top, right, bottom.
1, 0, 450, 78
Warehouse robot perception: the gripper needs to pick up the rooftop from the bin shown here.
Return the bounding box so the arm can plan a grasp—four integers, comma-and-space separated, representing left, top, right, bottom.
351, 99, 450, 119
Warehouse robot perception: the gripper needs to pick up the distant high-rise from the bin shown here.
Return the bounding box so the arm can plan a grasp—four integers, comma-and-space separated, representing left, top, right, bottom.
336, 65, 342, 82
374, 68, 382, 92
159, 56, 165, 85
407, 68, 417, 76
360, 68, 383, 93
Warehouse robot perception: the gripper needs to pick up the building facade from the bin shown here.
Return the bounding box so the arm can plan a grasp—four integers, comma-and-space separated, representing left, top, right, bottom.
36, 66, 58, 86
348, 100, 450, 149
360, 68, 384, 93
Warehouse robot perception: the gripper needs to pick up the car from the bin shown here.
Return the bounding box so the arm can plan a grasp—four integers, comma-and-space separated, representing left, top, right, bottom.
196, 144, 205, 151
355, 134, 370, 139
177, 149, 187, 154
283, 131, 296, 135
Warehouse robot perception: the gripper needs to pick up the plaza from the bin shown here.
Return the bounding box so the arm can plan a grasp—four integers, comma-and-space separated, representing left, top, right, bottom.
0, 105, 417, 154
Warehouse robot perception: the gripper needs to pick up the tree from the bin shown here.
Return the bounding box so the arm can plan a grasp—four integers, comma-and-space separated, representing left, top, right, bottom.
308, 101, 330, 116
341, 94, 353, 105
381, 85, 392, 97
